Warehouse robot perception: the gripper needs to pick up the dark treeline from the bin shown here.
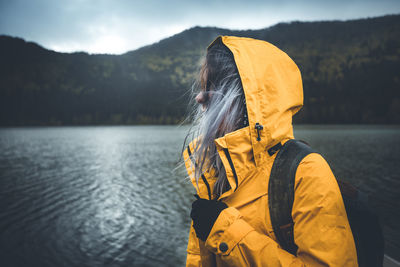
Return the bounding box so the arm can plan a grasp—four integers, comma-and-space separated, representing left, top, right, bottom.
0, 14, 399, 126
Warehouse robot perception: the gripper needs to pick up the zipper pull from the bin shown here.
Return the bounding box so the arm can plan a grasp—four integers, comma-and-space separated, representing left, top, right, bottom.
255, 123, 263, 141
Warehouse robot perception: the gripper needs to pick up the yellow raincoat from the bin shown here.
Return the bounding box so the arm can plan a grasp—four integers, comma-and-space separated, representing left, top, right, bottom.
183, 36, 358, 267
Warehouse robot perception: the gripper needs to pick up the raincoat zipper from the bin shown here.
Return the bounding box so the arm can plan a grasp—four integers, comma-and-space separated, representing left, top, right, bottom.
186, 146, 212, 200
223, 148, 239, 191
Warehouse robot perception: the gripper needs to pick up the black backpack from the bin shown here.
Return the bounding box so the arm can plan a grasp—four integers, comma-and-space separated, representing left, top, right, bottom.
268, 139, 384, 267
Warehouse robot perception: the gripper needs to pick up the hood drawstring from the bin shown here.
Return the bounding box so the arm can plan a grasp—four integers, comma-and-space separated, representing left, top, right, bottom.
255, 123, 263, 141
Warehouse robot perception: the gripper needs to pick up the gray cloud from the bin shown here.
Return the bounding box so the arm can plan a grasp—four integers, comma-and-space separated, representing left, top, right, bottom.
0, 0, 399, 54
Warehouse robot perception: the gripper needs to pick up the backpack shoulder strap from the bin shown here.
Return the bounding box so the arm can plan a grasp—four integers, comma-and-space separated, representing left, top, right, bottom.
268, 139, 318, 255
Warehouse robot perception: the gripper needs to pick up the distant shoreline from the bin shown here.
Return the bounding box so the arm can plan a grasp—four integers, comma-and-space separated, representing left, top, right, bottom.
1, 124, 399, 128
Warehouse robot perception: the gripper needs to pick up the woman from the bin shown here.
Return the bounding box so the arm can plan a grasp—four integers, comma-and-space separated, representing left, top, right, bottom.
182, 36, 358, 266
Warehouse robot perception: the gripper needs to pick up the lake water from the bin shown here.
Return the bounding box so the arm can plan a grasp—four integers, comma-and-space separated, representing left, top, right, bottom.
0, 125, 399, 267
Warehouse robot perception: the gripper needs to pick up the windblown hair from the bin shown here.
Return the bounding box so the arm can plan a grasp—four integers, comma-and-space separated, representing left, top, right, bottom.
183, 38, 248, 198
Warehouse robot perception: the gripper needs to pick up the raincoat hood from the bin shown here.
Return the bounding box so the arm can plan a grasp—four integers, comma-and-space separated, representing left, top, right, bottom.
184, 35, 304, 199
210, 36, 303, 167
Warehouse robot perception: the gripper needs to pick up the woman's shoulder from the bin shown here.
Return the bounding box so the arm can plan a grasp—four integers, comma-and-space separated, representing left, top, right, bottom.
296, 152, 337, 182
294, 152, 343, 204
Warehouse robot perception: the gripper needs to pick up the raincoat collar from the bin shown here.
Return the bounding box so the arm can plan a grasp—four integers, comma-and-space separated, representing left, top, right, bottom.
183, 126, 255, 200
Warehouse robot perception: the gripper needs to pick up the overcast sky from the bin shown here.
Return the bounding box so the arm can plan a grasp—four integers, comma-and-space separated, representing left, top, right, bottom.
0, 0, 399, 54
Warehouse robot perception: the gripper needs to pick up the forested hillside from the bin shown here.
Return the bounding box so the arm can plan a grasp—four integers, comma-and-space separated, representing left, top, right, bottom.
0, 14, 399, 125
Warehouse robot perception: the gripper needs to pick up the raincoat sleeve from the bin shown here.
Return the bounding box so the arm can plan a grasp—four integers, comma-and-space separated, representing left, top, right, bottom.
186, 222, 217, 267
186, 222, 202, 267
200, 153, 358, 267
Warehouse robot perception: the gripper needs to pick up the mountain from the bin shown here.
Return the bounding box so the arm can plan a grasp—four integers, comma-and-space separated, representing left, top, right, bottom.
0, 14, 399, 126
